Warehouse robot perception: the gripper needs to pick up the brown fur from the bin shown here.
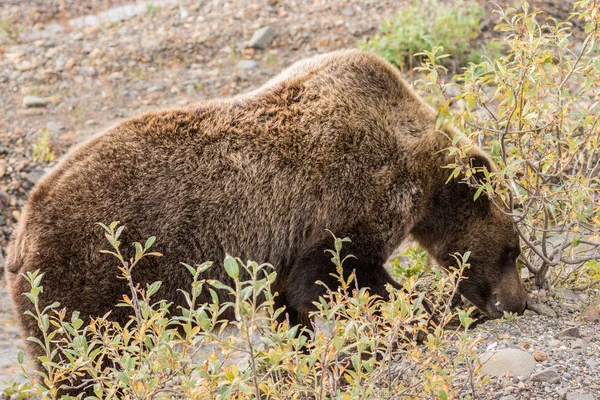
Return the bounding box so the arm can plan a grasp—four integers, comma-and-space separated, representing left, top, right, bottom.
6, 50, 527, 365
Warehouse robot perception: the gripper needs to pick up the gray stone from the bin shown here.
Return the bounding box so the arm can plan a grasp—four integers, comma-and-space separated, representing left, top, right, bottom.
147, 85, 165, 93
523, 309, 538, 317
555, 327, 581, 339
555, 288, 582, 303
585, 360, 600, 368
236, 60, 258, 70
500, 396, 517, 400
141, 40, 159, 50
342, 7, 355, 16
247, 26, 274, 49
480, 348, 536, 378
0, 250, 4, 268
46, 121, 64, 133
549, 339, 562, 347
530, 367, 561, 384
566, 393, 595, 400
26, 168, 45, 185
570, 338, 586, 349
528, 302, 558, 317
0, 160, 6, 178
23, 95, 49, 108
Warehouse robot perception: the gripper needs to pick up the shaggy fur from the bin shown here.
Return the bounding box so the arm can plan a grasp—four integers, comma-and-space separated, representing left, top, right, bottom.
6, 50, 527, 364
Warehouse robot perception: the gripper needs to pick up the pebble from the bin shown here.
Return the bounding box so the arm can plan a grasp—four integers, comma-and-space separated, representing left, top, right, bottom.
555, 327, 581, 339
480, 348, 536, 378
533, 349, 548, 361
46, 121, 64, 133
0, 161, 6, 178
500, 396, 517, 400
22, 95, 49, 108
570, 339, 586, 349
0, 250, 4, 268
530, 367, 561, 384
147, 85, 165, 93
236, 60, 258, 70
26, 169, 45, 185
566, 393, 595, 400
248, 26, 275, 49
528, 302, 558, 317
342, 7, 355, 17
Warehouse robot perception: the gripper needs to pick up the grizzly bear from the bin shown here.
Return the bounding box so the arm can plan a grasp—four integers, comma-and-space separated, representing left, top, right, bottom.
6, 49, 528, 364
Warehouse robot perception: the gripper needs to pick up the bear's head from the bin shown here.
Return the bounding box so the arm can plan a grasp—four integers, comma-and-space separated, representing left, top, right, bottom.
411, 142, 528, 318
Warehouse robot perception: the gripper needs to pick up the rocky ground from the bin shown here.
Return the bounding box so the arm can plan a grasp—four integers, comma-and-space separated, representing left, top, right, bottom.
0, 0, 598, 398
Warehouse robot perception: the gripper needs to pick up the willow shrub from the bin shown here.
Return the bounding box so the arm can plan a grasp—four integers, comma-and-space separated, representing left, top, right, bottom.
8, 223, 484, 399
416, 0, 600, 288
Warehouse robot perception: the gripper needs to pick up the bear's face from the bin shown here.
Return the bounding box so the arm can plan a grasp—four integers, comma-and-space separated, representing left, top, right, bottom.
411, 153, 528, 318
444, 200, 528, 318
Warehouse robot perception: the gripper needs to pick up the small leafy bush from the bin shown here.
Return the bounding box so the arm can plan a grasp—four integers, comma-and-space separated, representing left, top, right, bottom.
360, 0, 498, 71
31, 130, 56, 164
416, 0, 600, 288
10, 223, 484, 399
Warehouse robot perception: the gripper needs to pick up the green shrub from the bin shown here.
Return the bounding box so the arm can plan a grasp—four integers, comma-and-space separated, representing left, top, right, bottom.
31, 130, 56, 164
9, 223, 483, 399
359, 0, 496, 71
416, 0, 600, 288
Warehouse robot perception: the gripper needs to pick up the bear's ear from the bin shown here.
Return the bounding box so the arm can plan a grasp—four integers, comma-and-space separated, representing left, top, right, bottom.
467, 152, 494, 186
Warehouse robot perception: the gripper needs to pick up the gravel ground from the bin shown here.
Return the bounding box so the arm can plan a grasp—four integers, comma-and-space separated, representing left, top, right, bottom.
0, 0, 598, 398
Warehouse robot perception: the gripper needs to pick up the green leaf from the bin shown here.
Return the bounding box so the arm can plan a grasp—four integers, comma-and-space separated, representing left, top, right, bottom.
145, 236, 156, 250
224, 255, 239, 279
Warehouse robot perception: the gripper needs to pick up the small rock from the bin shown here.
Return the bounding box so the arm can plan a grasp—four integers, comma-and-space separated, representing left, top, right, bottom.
480, 348, 536, 378
0, 190, 8, 206
0, 160, 6, 178
0, 250, 5, 268
585, 360, 600, 368
523, 309, 537, 317
555, 288, 582, 303
533, 350, 548, 362
555, 327, 581, 339
147, 85, 165, 93
236, 60, 258, 70
530, 367, 561, 384
64, 57, 75, 70
570, 339, 586, 349
141, 39, 160, 50
12, 210, 20, 222
583, 304, 600, 322
341, 7, 355, 17
23, 95, 49, 108
46, 121, 64, 133
500, 396, 517, 400
528, 302, 558, 317
566, 393, 595, 400
26, 169, 45, 185
88, 48, 101, 59
247, 26, 274, 49
179, 7, 190, 19
549, 339, 562, 347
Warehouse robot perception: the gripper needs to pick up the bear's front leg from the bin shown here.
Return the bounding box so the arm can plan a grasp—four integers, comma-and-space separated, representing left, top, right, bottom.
284, 236, 400, 327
